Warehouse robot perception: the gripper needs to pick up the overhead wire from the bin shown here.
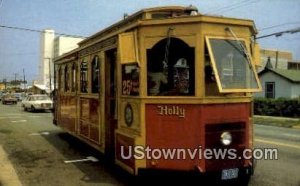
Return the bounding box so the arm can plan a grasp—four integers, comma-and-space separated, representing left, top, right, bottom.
259, 22, 300, 31
0, 25, 86, 38
216, 0, 259, 14
204, 0, 249, 14
256, 27, 300, 39
204, 0, 258, 15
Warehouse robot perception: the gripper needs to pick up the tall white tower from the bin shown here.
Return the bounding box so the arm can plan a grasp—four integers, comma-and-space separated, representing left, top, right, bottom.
39, 29, 55, 89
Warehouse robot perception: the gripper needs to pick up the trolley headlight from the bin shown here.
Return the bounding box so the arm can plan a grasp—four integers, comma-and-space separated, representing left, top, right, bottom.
220, 131, 232, 146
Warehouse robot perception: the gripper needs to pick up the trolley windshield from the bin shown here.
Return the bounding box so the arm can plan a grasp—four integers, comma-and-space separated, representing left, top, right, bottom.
206, 37, 261, 93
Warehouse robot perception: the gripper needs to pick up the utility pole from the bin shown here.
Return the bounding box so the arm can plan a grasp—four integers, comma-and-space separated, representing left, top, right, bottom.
275, 51, 279, 69
3, 78, 7, 90
14, 73, 17, 88
49, 58, 52, 93
23, 68, 26, 89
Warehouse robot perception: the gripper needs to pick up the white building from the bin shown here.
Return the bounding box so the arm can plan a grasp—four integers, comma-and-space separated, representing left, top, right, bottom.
37, 29, 84, 92
53, 36, 84, 58
39, 29, 55, 88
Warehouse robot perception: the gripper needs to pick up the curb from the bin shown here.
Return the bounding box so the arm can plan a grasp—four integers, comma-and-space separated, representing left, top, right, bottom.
254, 115, 300, 121
254, 123, 300, 130
254, 115, 300, 129
292, 125, 300, 130
0, 145, 22, 186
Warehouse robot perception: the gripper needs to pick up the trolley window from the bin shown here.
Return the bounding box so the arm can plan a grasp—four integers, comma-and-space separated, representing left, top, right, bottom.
147, 37, 195, 96
58, 67, 62, 92
205, 37, 261, 93
80, 58, 88, 93
71, 63, 76, 92
91, 55, 100, 93
64, 65, 70, 92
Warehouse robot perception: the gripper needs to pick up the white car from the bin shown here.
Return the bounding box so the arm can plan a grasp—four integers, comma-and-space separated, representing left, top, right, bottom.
22, 94, 53, 112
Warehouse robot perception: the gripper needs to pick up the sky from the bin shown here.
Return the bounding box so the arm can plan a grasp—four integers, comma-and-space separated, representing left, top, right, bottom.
0, 0, 299, 83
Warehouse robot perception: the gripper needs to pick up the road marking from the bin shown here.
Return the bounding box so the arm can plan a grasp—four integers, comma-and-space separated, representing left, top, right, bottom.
0, 145, 22, 186
0, 116, 21, 119
64, 156, 99, 163
27, 115, 52, 118
255, 138, 300, 150
0, 114, 22, 116
283, 133, 300, 138
11, 120, 27, 123
29, 132, 50, 136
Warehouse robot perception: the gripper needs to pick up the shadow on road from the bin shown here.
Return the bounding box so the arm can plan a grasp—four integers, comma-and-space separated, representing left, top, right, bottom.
41, 131, 246, 186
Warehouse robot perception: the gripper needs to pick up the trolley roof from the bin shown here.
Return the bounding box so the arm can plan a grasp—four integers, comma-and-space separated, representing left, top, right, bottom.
55, 5, 257, 62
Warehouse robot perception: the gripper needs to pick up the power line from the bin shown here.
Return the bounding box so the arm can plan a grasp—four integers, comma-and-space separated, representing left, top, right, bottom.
217, 0, 259, 14
0, 25, 87, 38
204, 0, 258, 15
256, 27, 300, 39
204, 0, 249, 14
259, 22, 300, 31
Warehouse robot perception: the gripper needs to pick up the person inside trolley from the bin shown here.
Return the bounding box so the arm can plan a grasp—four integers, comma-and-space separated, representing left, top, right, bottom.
148, 70, 168, 95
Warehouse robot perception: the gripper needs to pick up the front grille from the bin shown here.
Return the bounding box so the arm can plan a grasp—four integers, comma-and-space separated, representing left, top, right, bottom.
42, 103, 51, 107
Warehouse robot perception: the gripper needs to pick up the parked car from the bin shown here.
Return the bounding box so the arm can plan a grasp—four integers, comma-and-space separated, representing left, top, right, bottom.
0, 92, 7, 101
21, 94, 53, 112
13, 93, 25, 101
2, 94, 18, 105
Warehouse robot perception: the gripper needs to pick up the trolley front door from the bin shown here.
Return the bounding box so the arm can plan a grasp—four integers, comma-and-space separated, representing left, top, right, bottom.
104, 49, 117, 158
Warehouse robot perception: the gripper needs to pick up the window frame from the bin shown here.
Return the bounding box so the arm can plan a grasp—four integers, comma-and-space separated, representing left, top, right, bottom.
80, 58, 89, 93
64, 65, 70, 92
146, 37, 195, 96
59, 66, 64, 92
57, 66, 62, 92
91, 55, 100, 94
265, 82, 275, 98
71, 63, 76, 92
205, 36, 262, 93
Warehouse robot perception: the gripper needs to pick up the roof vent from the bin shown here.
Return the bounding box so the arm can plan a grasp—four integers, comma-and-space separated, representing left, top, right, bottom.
185, 5, 198, 15
123, 13, 129, 19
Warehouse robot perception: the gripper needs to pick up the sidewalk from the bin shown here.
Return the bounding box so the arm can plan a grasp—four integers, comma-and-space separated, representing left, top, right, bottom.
254, 115, 300, 129
0, 145, 22, 186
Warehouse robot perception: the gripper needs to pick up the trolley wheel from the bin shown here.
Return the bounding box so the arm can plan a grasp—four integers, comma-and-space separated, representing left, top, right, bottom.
238, 175, 251, 186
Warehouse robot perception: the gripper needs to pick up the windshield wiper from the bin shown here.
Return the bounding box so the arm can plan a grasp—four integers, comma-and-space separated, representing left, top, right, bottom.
225, 27, 252, 70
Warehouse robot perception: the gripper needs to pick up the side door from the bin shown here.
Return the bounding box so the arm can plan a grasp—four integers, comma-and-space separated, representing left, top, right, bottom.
104, 49, 118, 158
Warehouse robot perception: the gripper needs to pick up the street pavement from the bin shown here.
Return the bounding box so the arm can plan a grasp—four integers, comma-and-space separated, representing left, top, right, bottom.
249, 125, 300, 186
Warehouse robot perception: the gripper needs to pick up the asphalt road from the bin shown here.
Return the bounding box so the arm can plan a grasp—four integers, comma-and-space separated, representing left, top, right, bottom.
249, 125, 300, 186
0, 103, 127, 186
0, 102, 299, 186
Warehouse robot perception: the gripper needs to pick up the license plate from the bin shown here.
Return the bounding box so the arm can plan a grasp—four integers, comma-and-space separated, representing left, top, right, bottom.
221, 168, 239, 180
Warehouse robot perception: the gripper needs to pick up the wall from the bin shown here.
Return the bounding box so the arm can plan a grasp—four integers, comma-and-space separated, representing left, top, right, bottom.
258, 49, 293, 72
53, 37, 83, 58
255, 72, 292, 98
291, 84, 300, 98
0, 83, 5, 90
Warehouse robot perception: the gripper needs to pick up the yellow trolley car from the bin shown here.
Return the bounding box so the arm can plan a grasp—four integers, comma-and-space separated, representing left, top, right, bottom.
53, 6, 261, 183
